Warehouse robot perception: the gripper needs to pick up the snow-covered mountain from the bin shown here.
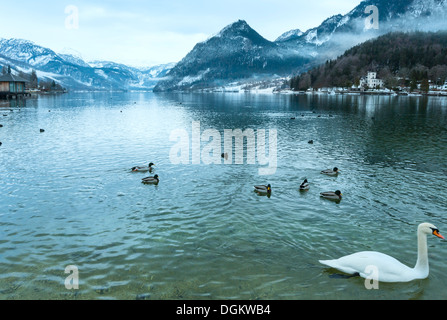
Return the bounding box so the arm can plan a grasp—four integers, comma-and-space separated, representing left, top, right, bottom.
275, 29, 304, 42
0, 38, 174, 91
272, 0, 447, 55
58, 48, 92, 68
0, 38, 59, 67
155, 0, 447, 91
86, 60, 175, 89
3, 0, 446, 92
153, 20, 312, 92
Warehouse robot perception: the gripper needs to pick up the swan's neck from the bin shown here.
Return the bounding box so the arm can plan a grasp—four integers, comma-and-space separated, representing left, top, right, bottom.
414, 231, 429, 273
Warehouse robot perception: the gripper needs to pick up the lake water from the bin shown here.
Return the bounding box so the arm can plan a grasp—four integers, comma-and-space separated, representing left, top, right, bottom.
1, 92, 447, 300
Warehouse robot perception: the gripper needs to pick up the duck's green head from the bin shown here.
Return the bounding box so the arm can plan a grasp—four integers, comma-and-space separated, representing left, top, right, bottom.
335, 190, 342, 197
267, 184, 272, 192
149, 162, 155, 167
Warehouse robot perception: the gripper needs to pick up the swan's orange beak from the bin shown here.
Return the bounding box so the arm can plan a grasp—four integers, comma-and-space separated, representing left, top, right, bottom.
433, 230, 445, 240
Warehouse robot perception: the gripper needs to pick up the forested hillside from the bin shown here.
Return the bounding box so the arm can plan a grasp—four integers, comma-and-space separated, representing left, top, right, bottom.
290, 31, 447, 91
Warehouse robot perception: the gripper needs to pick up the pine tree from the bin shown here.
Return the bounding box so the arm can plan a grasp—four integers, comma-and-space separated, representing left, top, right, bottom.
410, 79, 418, 92
30, 70, 38, 89
420, 78, 429, 93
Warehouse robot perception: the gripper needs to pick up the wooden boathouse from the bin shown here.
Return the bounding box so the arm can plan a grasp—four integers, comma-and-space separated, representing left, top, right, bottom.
0, 72, 30, 99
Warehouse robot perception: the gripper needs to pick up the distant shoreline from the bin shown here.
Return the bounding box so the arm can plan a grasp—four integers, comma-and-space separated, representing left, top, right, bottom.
176, 87, 447, 97
4, 88, 445, 97
282, 90, 447, 97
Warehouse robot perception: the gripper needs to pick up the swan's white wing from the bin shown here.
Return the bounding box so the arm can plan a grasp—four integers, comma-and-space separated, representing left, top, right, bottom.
320, 251, 415, 282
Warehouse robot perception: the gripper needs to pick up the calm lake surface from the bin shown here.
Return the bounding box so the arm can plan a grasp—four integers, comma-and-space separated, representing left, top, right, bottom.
1, 92, 447, 300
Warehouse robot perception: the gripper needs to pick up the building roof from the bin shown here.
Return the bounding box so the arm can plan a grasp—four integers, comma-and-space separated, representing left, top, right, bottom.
0, 73, 29, 83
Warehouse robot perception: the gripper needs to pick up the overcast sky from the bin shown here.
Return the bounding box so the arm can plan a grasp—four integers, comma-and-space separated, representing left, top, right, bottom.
0, 0, 361, 67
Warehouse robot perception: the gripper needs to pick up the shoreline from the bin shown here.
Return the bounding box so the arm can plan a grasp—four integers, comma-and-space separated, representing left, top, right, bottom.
164, 88, 447, 97
3, 88, 446, 98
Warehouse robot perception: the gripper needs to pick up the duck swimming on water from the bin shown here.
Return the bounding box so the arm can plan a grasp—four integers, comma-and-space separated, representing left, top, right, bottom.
321, 167, 340, 176
300, 179, 310, 191
254, 184, 272, 195
142, 174, 159, 185
320, 190, 342, 201
132, 162, 155, 172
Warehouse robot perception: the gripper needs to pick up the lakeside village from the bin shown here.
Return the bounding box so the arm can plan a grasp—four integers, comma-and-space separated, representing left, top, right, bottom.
288, 71, 447, 97
0, 65, 66, 100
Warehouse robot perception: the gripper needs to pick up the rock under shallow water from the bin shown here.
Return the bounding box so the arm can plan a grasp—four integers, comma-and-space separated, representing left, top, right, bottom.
136, 293, 151, 300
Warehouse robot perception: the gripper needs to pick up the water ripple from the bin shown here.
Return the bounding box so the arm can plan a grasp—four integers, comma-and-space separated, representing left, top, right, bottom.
1, 93, 447, 299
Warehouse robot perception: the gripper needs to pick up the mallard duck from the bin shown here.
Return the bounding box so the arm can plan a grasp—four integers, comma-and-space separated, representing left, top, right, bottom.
142, 174, 159, 184
319, 223, 444, 283
321, 167, 340, 176
300, 179, 310, 191
254, 184, 272, 195
132, 162, 155, 172
320, 190, 342, 200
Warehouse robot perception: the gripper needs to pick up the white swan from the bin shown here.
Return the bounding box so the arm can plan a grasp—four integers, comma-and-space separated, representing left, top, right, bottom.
319, 223, 444, 283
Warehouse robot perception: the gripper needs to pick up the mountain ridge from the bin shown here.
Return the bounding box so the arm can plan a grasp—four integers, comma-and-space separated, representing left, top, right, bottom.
2, 0, 447, 92
154, 0, 447, 92
153, 19, 311, 92
0, 38, 174, 91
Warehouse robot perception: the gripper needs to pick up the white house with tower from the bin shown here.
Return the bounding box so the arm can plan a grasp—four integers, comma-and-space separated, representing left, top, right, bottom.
360, 72, 384, 89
